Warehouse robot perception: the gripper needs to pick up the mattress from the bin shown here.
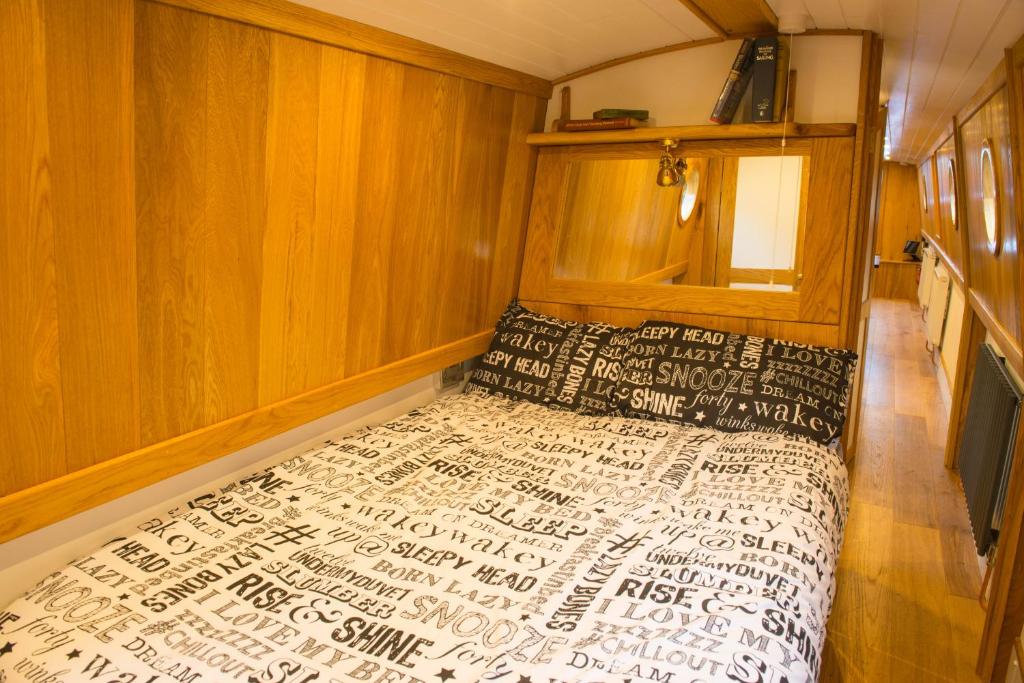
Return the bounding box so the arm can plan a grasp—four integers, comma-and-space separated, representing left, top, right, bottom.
0, 393, 848, 683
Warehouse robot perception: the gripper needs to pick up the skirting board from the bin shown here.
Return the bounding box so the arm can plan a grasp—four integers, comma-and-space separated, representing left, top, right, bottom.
0, 373, 454, 606
0, 330, 492, 543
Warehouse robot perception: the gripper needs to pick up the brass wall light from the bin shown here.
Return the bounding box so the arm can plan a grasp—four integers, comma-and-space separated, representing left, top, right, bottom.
656, 138, 687, 187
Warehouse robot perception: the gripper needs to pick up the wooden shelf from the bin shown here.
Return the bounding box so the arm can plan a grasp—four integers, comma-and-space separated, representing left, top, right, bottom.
526, 122, 856, 146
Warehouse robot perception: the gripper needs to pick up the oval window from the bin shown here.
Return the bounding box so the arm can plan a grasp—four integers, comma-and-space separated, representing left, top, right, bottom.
946, 157, 957, 228
980, 140, 1000, 255
679, 167, 700, 222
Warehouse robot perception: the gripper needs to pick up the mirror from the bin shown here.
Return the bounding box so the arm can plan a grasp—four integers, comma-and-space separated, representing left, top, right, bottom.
946, 158, 957, 228
980, 140, 1000, 254
553, 153, 808, 291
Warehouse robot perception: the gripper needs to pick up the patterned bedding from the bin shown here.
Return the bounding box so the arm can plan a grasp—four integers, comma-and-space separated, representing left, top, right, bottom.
0, 393, 848, 683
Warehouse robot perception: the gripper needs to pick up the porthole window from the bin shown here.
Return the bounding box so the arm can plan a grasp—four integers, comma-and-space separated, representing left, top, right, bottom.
980, 140, 1000, 255
679, 167, 700, 222
946, 157, 957, 228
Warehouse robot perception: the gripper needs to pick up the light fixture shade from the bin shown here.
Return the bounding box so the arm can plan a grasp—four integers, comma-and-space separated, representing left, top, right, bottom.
656, 161, 679, 187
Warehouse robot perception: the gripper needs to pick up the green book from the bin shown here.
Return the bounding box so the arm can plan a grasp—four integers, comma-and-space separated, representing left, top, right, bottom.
593, 108, 649, 121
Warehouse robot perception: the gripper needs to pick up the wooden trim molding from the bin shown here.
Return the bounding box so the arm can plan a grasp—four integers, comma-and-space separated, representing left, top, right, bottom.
677, 0, 777, 37
0, 331, 492, 543
526, 122, 856, 146
149, 0, 552, 98
922, 227, 966, 289
967, 289, 1024, 379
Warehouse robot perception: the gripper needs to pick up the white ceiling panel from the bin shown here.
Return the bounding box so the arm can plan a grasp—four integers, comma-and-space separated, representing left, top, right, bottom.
769, 0, 1024, 161
292, 0, 716, 79
295, 0, 1020, 162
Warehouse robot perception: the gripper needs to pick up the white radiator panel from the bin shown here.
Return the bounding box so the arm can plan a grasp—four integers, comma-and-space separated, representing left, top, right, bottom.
927, 265, 951, 347
918, 247, 936, 308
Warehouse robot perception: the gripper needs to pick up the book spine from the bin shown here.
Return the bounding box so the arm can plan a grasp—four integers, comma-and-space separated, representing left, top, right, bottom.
559, 117, 638, 131
592, 108, 649, 120
773, 37, 789, 121
710, 38, 754, 124
751, 37, 778, 123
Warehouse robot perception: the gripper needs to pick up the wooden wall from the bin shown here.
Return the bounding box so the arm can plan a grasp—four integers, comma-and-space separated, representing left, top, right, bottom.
872, 161, 922, 299
0, 0, 548, 540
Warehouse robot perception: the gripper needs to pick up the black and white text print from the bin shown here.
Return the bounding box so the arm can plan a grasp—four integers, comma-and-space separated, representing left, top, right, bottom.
0, 393, 848, 683
614, 321, 858, 447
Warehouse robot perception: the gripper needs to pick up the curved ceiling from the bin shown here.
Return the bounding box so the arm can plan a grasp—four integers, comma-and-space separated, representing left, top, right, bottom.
295, 0, 1024, 162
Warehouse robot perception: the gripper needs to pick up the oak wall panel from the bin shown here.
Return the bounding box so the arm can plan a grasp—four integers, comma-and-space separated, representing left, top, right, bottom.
0, 0, 546, 538
960, 86, 1021, 350
933, 136, 965, 277
42, 0, 140, 470
0, 0, 67, 495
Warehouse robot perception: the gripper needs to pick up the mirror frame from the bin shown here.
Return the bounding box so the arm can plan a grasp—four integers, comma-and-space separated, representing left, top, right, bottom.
518, 135, 856, 325
980, 139, 1001, 255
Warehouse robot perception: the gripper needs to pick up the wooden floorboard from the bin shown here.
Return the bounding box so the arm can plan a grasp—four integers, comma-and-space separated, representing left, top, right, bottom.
822, 298, 984, 682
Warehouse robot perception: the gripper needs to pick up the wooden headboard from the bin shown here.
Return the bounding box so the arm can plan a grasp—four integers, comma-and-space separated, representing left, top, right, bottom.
0, 0, 549, 542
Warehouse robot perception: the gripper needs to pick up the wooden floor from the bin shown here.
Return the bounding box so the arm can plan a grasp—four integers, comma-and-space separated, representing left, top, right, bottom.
821, 298, 985, 682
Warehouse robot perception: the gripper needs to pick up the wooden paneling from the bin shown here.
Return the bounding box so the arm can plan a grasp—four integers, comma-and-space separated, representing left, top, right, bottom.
43, 0, 140, 472
0, 332, 491, 544
873, 262, 920, 300
959, 85, 1021, 364
0, 0, 67, 496
927, 135, 968, 282
0, 0, 544, 538
150, 0, 551, 98
875, 161, 922, 261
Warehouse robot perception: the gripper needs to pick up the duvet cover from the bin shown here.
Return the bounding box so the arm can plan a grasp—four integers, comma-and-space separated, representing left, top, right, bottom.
0, 393, 847, 683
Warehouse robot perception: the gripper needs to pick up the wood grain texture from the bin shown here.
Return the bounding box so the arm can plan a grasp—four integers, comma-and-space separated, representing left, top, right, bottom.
0, 0, 544, 533
149, 0, 551, 98
873, 262, 920, 300
42, 0, 140, 470
799, 136, 855, 324
959, 85, 1021, 357
875, 162, 923, 261
135, 2, 211, 444
526, 122, 856, 146
0, 0, 67, 496
934, 135, 967, 279
0, 331, 492, 543
676, 0, 777, 36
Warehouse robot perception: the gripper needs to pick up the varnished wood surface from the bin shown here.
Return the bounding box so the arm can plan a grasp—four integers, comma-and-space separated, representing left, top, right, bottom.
0, 331, 492, 543
933, 135, 967, 279
959, 85, 1021, 361
519, 136, 855, 333
676, 0, 777, 37
822, 299, 983, 682
150, 0, 551, 98
875, 162, 923, 261
872, 262, 920, 300
0, 0, 544, 532
525, 122, 856, 146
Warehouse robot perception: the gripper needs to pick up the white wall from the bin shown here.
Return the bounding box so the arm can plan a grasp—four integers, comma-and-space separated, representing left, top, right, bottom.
545, 35, 864, 130
0, 371, 464, 606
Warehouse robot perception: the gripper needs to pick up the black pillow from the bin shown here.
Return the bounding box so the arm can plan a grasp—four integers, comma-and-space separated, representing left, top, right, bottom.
612, 321, 857, 446
465, 301, 634, 414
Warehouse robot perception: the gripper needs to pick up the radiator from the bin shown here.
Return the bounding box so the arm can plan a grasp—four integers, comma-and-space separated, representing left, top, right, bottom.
957, 344, 1023, 555
917, 247, 936, 309
926, 265, 950, 348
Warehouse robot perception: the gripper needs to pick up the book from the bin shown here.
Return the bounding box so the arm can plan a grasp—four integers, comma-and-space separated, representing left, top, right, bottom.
773, 37, 790, 121
751, 37, 779, 123
710, 38, 755, 124
592, 108, 649, 121
557, 117, 645, 132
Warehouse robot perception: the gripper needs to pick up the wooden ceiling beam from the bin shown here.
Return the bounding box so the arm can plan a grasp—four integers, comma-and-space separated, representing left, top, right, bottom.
677, 0, 778, 37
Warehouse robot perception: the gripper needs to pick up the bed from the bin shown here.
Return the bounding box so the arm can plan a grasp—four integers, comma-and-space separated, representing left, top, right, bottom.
0, 304, 852, 683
